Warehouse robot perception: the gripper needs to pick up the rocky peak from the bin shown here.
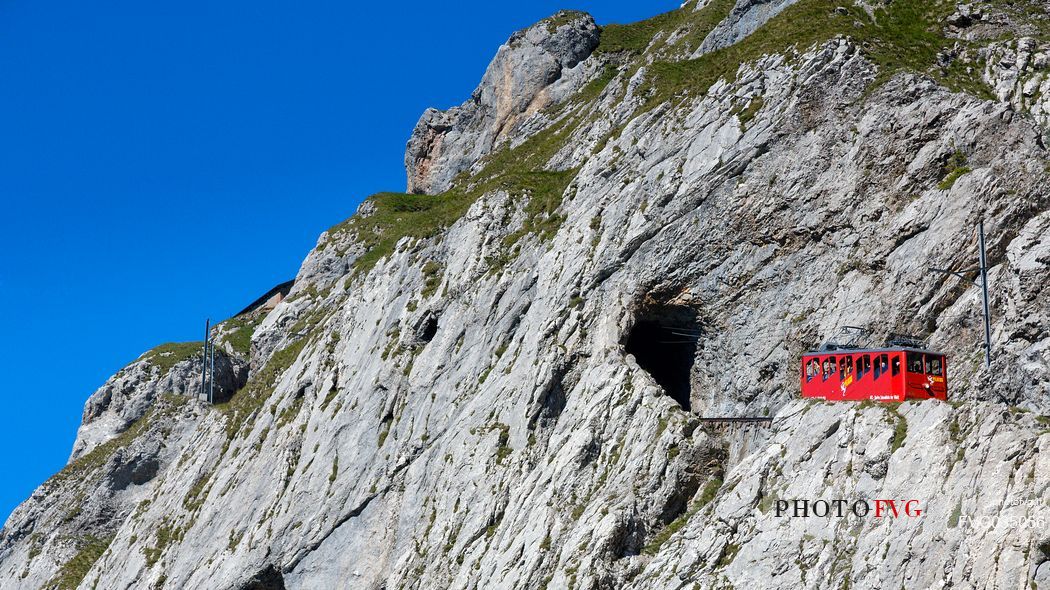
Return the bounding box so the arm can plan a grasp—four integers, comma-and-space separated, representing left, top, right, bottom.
404, 10, 600, 195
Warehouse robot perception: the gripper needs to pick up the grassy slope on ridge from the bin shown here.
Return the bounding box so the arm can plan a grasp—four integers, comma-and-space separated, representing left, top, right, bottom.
326, 0, 1003, 278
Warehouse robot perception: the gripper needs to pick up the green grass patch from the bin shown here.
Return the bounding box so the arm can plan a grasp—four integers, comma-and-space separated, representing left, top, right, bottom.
141, 341, 202, 374
275, 395, 305, 430
717, 542, 741, 568
596, 0, 735, 56
219, 314, 265, 356
331, 166, 575, 277
328, 55, 613, 278
491, 423, 512, 464
696, 476, 723, 508
571, 65, 618, 107
45, 535, 114, 590
938, 150, 972, 190
948, 500, 962, 528
377, 421, 391, 447
420, 260, 444, 298
757, 486, 780, 513
143, 518, 183, 567
643, 508, 693, 554
639, 0, 991, 112
182, 471, 214, 513
218, 337, 309, 440
332, 191, 479, 275
498, 169, 577, 249
890, 412, 908, 453
543, 10, 589, 34
736, 95, 765, 127
644, 477, 721, 554
329, 456, 339, 484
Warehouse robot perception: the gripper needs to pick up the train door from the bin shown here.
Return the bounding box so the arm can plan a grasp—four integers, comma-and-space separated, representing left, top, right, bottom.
905, 351, 928, 399
871, 353, 892, 400
802, 357, 821, 397
838, 356, 854, 398
889, 353, 904, 400
823, 356, 837, 398
924, 354, 948, 400
855, 354, 872, 398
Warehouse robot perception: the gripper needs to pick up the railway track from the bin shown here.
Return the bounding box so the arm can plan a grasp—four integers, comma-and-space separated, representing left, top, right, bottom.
697, 417, 773, 426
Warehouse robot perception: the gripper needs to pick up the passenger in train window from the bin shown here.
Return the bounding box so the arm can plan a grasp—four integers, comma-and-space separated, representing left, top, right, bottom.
907, 353, 924, 373
891, 357, 901, 376
874, 354, 888, 379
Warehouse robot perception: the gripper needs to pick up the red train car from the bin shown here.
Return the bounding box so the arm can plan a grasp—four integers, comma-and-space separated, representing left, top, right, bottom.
800, 347, 948, 402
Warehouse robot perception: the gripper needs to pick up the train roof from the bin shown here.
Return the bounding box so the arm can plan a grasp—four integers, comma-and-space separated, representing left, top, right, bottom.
802, 347, 946, 357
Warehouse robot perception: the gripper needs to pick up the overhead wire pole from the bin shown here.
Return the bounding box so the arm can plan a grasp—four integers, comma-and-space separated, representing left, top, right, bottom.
929, 221, 992, 369
201, 318, 210, 401
978, 221, 992, 369
209, 327, 215, 404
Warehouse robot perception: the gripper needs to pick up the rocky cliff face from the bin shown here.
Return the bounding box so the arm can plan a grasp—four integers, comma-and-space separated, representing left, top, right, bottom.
404, 11, 601, 195
3, 1, 1049, 589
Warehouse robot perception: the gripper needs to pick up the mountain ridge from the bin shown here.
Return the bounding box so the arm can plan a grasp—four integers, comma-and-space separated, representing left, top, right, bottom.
2, 1, 1049, 588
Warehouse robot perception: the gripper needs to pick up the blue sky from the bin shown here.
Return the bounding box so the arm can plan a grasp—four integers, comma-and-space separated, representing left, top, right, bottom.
0, 1, 678, 522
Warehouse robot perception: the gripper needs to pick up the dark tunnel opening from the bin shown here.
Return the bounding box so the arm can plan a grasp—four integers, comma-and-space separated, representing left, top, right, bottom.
624, 303, 700, 411
415, 312, 439, 344
238, 566, 286, 590
420, 315, 439, 343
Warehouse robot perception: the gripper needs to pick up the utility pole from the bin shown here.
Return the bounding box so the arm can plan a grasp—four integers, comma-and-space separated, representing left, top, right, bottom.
209, 330, 215, 404
201, 318, 210, 401
978, 221, 992, 369
929, 221, 992, 368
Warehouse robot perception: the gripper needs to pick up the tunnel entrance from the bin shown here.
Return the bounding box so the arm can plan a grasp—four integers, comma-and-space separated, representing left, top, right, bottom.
624, 302, 700, 411
238, 566, 286, 590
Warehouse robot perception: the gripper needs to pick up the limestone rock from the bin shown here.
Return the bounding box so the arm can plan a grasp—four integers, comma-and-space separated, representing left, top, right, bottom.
404, 11, 600, 195
694, 0, 801, 56
71, 344, 247, 461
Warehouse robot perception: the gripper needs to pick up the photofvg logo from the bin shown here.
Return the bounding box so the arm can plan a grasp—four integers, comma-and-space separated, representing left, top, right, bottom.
773, 499, 923, 518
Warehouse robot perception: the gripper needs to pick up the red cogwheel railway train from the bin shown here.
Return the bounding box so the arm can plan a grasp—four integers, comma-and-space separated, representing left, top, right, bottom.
800, 330, 948, 402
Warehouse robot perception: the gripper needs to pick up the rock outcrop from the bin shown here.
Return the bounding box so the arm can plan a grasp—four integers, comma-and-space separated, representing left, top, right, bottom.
694, 0, 800, 55
983, 37, 1050, 129
71, 343, 247, 461
2, 1, 1049, 589
404, 11, 601, 195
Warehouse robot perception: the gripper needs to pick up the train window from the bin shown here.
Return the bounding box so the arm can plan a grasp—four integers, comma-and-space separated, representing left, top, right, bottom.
907, 352, 924, 373
855, 355, 870, 379
805, 359, 819, 382
839, 356, 853, 378
926, 356, 943, 376
822, 357, 837, 381
891, 356, 901, 376
874, 354, 888, 379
